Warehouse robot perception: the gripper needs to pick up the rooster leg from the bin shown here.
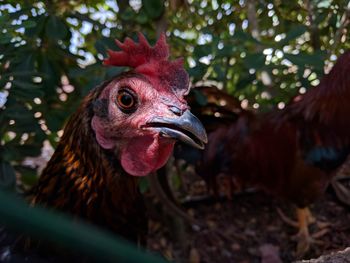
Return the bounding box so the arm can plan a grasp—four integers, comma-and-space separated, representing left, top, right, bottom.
304, 207, 315, 224
294, 207, 314, 257
304, 207, 330, 229
276, 207, 299, 227
277, 207, 330, 230
277, 207, 329, 257
294, 207, 329, 257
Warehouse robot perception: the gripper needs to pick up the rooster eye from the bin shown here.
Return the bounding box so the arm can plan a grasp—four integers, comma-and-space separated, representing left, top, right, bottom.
116, 89, 137, 113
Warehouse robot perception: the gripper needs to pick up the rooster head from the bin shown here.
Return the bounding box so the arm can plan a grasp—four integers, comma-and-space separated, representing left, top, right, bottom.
91, 33, 207, 176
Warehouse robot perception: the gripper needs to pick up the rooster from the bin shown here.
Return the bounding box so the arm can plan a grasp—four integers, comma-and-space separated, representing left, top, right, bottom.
0, 34, 207, 261
199, 51, 350, 256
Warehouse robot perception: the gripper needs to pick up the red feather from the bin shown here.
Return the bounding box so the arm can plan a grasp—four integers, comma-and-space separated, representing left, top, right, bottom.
104, 33, 189, 99
283, 51, 350, 146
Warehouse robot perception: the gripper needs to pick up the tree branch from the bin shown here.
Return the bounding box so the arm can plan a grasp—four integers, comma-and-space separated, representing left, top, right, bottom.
306, 0, 321, 50
246, 0, 261, 42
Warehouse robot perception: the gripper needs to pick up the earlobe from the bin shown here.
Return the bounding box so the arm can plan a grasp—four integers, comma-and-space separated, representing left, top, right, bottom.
91, 117, 115, 149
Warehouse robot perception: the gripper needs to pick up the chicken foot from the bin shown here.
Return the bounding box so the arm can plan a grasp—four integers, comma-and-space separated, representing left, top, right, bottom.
277, 207, 330, 257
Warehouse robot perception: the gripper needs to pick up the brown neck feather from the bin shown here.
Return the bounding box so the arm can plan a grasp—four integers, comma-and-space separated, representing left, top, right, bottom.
30, 81, 146, 241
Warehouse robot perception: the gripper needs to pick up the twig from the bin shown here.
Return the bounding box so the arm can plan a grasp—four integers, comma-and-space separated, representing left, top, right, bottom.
305, 0, 321, 50
245, 0, 275, 93
246, 0, 261, 42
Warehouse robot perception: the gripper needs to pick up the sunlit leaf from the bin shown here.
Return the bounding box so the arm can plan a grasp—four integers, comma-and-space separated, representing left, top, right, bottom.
284, 52, 325, 69
279, 25, 307, 46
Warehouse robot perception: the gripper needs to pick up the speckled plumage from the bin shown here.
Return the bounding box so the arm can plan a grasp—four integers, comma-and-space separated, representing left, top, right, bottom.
0, 77, 147, 263
30, 78, 147, 243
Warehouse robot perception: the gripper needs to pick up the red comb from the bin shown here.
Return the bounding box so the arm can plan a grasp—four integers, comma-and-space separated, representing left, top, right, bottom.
103, 33, 189, 98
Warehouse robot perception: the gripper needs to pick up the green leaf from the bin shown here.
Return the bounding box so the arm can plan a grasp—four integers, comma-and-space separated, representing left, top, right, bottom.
0, 14, 10, 26
0, 191, 167, 263
171, 174, 181, 190
21, 20, 37, 29
12, 80, 42, 90
138, 177, 149, 194
11, 87, 44, 100
136, 10, 149, 24
314, 11, 328, 25
0, 34, 12, 44
25, 15, 47, 37
11, 20, 37, 30
46, 114, 64, 132
39, 55, 59, 89
233, 29, 261, 44
244, 52, 265, 69
105, 66, 126, 79
4, 104, 33, 120
235, 74, 256, 91
120, 7, 136, 21
188, 63, 208, 81
213, 64, 226, 80
193, 44, 212, 58
0, 162, 16, 191
46, 15, 68, 40
95, 37, 118, 56
15, 54, 35, 72
142, 0, 164, 19
12, 144, 42, 157
192, 89, 208, 106
1, 71, 42, 78
216, 45, 235, 57
284, 52, 325, 69
279, 25, 307, 46
329, 13, 338, 28
14, 165, 38, 187
95, 39, 107, 55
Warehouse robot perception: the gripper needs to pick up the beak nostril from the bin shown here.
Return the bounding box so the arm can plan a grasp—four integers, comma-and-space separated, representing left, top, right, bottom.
169, 106, 182, 116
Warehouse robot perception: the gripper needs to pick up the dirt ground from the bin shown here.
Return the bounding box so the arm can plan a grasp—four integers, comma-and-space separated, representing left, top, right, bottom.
146, 174, 350, 263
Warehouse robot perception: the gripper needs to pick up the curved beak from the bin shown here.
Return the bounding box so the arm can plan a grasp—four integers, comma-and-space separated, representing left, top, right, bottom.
144, 110, 208, 149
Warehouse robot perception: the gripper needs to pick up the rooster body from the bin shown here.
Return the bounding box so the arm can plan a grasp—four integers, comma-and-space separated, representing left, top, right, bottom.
0, 35, 207, 262
219, 112, 329, 207
30, 79, 147, 243
203, 51, 350, 201
199, 51, 350, 255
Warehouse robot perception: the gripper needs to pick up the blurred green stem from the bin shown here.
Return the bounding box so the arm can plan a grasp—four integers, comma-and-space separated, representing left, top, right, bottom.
0, 190, 167, 263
